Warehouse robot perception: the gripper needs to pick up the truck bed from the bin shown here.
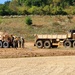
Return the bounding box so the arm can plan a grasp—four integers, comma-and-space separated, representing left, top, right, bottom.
36, 34, 67, 39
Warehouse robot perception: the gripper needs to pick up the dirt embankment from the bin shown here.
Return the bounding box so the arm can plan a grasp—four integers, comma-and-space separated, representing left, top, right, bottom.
0, 42, 75, 58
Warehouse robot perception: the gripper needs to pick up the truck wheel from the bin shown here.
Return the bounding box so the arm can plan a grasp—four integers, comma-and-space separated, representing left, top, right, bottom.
73, 41, 75, 48
64, 40, 71, 48
3, 41, 9, 48
44, 40, 51, 49
0, 41, 2, 48
36, 40, 43, 48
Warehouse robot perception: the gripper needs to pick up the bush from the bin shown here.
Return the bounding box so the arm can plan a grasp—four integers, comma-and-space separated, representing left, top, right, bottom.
25, 16, 32, 25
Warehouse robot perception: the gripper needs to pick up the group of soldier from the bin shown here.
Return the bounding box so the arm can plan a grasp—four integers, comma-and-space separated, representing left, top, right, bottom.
11, 35, 25, 49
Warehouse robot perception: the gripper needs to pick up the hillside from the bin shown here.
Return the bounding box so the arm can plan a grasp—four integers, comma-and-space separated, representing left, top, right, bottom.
0, 15, 75, 41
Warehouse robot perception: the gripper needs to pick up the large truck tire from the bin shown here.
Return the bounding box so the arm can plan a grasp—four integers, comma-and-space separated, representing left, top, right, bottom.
36, 40, 43, 48
3, 41, 9, 48
64, 40, 71, 48
0, 41, 2, 48
44, 40, 51, 49
73, 41, 75, 48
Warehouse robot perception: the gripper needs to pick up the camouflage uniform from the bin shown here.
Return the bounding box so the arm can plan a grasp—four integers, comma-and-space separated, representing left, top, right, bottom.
18, 37, 21, 48
19, 37, 25, 48
11, 35, 14, 47
13, 37, 18, 49
21, 37, 25, 48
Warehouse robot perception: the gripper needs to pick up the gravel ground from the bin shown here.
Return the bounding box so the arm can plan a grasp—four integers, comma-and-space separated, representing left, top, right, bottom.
0, 56, 75, 75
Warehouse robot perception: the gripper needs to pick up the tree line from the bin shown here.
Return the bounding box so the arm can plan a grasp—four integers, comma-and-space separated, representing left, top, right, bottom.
0, 0, 75, 16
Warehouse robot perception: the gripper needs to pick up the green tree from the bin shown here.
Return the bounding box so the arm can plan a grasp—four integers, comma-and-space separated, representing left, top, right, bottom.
28, 6, 43, 15
0, 0, 75, 15
52, 0, 62, 6
0, 4, 11, 15
43, 5, 50, 15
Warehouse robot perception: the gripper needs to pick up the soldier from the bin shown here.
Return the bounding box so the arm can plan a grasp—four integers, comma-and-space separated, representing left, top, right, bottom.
13, 37, 18, 49
21, 37, 25, 48
18, 37, 25, 48
18, 37, 21, 48
10, 35, 14, 47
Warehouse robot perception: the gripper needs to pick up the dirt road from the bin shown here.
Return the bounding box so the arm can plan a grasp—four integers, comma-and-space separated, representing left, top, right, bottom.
0, 56, 75, 75
0, 42, 75, 58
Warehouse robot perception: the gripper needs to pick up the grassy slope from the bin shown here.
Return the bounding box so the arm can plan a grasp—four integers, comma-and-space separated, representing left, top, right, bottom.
0, 15, 75, 41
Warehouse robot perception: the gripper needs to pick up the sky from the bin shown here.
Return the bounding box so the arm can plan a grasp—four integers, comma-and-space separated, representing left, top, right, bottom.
0, 0, 11, 4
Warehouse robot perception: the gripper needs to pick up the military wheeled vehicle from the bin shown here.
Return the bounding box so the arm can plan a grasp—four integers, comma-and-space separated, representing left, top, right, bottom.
34, 30, 75, 49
